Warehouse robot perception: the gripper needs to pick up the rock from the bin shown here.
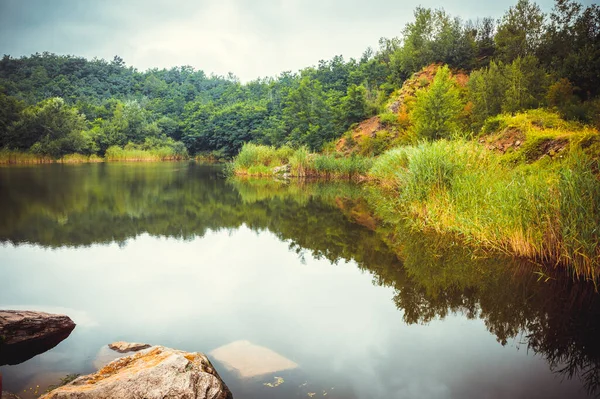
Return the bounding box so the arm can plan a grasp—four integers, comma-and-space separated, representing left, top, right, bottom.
515, 140, 521, 146
0, 310, 76, 366
108, 341, 151, 353
273, 164, 290, 174
40, 346, 232, 399
210, 340, 298, 379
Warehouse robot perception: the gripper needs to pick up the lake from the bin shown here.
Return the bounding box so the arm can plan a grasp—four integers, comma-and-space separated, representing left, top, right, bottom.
1, 162, 599, 399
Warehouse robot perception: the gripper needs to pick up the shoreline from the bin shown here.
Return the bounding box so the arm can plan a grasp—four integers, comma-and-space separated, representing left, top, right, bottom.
230, 126, 600, 283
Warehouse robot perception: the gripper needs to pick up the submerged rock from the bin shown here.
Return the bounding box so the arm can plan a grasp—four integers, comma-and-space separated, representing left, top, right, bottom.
0, 310, 76, 366
210, 340, 298, 378
40, 346, 232, 399
108, 341, 151, 353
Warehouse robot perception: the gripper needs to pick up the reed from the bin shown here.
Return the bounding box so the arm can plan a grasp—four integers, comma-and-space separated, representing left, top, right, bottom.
233, 144, 372, 179
369, 139, 600, 281
58, 154, 104, 163
0, 149, 53, 164
104, 146, 186, 162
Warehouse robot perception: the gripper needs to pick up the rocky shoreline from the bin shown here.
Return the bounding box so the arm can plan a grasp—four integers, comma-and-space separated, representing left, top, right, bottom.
0, 311, 76, 367
1, 310, 233, 399
39, 345, 232, 399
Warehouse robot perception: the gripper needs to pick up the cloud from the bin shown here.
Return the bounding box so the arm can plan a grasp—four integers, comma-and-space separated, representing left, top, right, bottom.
0, 0, 562, 82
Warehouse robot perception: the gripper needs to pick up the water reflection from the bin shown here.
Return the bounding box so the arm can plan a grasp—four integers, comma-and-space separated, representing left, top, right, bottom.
0, 163, 598, 397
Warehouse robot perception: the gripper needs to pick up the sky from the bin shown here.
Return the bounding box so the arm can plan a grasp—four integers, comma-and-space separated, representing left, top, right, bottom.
0, 0, 590, 82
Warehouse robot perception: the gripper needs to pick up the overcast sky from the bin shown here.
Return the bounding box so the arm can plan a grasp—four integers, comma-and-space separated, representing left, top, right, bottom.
0, 0, 591, 82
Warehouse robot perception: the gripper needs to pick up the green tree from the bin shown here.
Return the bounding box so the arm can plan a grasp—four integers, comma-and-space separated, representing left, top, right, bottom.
495, 0, 545, 62
391, 7, 435, 82
7, 97, 88, 156
467, 17, 496, 67
539, 0, 600, 97
283, 77, 335, 151
412, 66, 464, 140
342, 84, 369, 126
468, 61, 508, 125
390, 8, 476, 84
502, 56, 547, 113
0, 91, 25, 147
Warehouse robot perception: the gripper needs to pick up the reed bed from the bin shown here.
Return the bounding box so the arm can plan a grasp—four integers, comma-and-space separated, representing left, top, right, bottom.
104, 146, 187, 162
0, 150, 54, 164
369, 139, 600, 281
233, 143, 372, 179
58, 154, 104, 163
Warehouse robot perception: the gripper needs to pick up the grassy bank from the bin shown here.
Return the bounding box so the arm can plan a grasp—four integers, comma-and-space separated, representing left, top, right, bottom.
58, 154, 104, 163
104, 146, 187, 162
369, 140, 599, 281
231, 111, 600, 281
0, 149, 54, 164
233, 144, 372, 179
1, 147, 187, 164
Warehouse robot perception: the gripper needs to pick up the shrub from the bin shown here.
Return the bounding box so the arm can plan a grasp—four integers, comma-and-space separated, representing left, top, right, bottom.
412, 65, 464, 140
379, 112, 399, 127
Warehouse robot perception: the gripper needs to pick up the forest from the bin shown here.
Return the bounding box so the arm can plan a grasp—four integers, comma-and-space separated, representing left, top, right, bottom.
0, 0, 598, 162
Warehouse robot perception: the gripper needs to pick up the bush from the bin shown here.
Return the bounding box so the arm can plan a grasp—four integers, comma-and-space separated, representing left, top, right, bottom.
358, 130, 393, 156
233, 143, 289, 171
379, 112, 399, 127
481, 115, 508, 135
412, 65, 463, 140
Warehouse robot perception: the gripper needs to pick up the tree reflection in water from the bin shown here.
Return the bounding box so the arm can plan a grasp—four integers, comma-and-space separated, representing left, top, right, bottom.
1, 162, 599, 395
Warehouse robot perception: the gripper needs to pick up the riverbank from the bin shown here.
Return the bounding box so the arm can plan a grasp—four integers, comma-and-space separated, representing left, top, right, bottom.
231, 110, 600, 282
232, 144, 372, 179
0, 149, 187, 165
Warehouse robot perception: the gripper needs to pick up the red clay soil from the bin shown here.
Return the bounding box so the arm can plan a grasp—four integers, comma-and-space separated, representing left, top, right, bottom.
336, 116, 383, 152
387, 64, 469, 113
335, 64, 470, 154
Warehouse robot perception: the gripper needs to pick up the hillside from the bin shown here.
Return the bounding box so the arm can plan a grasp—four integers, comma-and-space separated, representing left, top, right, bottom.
336, 64, 470, 156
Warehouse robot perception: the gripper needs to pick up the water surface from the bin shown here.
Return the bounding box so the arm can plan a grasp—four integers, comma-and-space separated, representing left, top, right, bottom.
1, 162, 599, 399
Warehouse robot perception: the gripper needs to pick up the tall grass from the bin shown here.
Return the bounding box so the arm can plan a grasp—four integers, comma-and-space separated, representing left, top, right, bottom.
0, 149, 54, 164
312, 154, 373, 178
104, 146, 186, 162
557, 152, 600, 279
1, 147, 185, 164
289, 146, 310, 176
233, 143, 293, 175
232, 143, 372, 179
369, 139, 600, 281
58, 154, 103, 163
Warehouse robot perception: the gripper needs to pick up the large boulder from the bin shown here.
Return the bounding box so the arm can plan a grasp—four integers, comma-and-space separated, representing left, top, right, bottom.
0, 310, 76, 366
40, 345, 233, 399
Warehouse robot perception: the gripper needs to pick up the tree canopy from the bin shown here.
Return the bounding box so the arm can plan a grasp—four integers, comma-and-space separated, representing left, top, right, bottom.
0, 0, 598, 158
